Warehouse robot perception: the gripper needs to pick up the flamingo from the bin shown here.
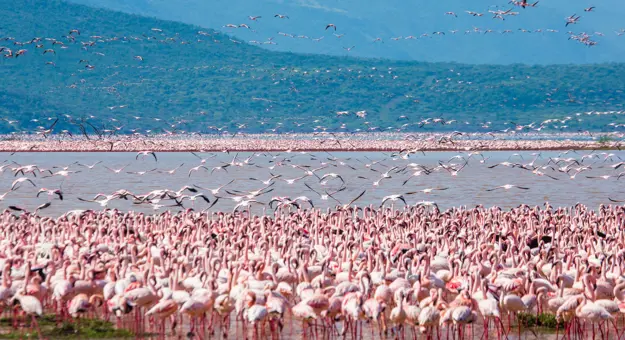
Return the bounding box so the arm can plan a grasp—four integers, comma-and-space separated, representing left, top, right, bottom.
245, 291, 269, 339
11, 266, 44, 338
68, 294, 104, 317
145, 291, 179, 337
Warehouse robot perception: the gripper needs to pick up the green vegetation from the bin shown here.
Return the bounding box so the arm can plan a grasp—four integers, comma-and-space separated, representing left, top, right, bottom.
596, 134, 617, 149
1, 0, 625, 134
598, 134, 615, 145
517, 312, 564, 330
0, 315, 135, 338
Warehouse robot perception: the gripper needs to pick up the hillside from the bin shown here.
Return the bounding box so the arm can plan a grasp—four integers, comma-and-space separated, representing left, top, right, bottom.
66, 0, 625, 64
1, 0, 625, 135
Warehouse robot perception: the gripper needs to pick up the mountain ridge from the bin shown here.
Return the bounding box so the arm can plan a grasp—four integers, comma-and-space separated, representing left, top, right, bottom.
0, 0, 624, 135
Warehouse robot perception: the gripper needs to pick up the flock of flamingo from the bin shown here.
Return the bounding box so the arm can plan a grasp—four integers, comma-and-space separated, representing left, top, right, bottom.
2, 1, 625, 340
1, 108, 624, 150
0, 148, 623, 340
2, 186, 625, 340
222, 3, 609, 48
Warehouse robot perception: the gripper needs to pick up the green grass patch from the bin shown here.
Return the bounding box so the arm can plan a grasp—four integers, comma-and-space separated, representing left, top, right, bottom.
0, 314, 136, 339
518, 312, 564, 329
0, 314, 56, 328
595, 135, 621, 150
597, 135, 615, 145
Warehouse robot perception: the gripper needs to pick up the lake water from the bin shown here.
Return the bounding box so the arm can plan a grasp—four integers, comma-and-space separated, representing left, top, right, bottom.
2, 150, 624, 215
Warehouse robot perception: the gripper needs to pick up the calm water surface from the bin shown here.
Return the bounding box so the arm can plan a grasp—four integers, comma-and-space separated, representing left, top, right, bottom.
1, 150, 624, 215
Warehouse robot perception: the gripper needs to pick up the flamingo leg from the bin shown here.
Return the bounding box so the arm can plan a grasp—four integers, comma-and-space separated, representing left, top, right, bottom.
240, 313, 246, 338
262, 320, 267, 339
221, 314, 227, 337
31, 315, 43, 340
314, 319, 319, 339
161, 319, 165, 340
371, 319, 376, 339
483, 318, 488, 340
103, 303, 108, 322
597, 322, 605, 340
202, 314, 208, 338
11, 306, 17, 330
576, 321, 582, 340
140, 307, 144, 336
496, 318, 501, 340
178, 313, 183, 337
170, 314, 177, 334
206, 312, 213, 334
592, 322, 595, 340
496, 316, 507, 339
54, 300, 60, 325
18, 312, 24, 339
332, 317, 340, 336
610, 319, 619, 340
135, 308, 140, 335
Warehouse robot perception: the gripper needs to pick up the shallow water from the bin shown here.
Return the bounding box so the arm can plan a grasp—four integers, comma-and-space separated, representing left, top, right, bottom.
120, 312, 606, 340
2, 150, 624, 215
2, 309, 613, 340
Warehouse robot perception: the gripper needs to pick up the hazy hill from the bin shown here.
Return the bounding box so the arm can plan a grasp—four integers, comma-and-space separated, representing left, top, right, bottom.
1, 0, 625, 135
66, 0, 625, 64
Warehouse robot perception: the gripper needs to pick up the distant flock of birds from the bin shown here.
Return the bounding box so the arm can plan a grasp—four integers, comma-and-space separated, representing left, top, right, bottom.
2, 148, 625, 215
2, 106, 625, 141
0, 2, 618, 64
218, 3, 608, 50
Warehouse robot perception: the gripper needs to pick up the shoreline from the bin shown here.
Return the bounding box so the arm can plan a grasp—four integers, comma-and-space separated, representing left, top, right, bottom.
0, 139, 619, 152
0, 133, 621, 152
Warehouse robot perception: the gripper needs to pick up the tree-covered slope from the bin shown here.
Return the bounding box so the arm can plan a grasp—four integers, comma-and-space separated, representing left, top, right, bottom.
1, 0, 625, 135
